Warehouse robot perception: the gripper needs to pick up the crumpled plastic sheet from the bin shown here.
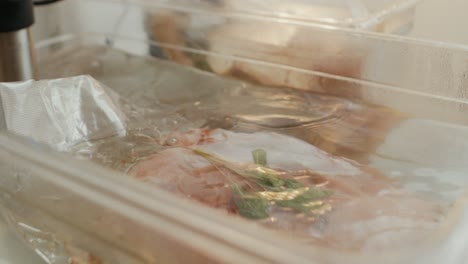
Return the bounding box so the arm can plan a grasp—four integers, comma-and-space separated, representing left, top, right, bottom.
0, 75, 127, 151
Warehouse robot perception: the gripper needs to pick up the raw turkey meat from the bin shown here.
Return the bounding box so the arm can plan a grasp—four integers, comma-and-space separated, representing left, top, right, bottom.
128, 128, 445, 251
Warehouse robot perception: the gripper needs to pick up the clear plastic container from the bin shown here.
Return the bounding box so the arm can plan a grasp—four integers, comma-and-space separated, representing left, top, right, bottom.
33, 0, 468, 124
149, 0, 422, 33
2, 0, 468, 263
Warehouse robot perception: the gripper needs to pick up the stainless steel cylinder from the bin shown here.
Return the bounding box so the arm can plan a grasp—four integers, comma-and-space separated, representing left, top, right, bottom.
0, 28, 37, 82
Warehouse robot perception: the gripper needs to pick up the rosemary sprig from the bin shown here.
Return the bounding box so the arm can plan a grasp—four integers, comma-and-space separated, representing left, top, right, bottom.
194, 148, 333, 220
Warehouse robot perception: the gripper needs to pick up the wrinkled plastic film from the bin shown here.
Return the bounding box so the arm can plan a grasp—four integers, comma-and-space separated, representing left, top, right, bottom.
0, 76, 127, 151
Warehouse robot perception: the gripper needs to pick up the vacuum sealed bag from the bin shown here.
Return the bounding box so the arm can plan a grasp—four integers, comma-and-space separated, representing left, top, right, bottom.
1, 51, 468, 263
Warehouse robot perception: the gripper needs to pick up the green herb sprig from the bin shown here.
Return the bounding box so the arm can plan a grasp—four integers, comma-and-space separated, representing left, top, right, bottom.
194, 148, 332, 220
